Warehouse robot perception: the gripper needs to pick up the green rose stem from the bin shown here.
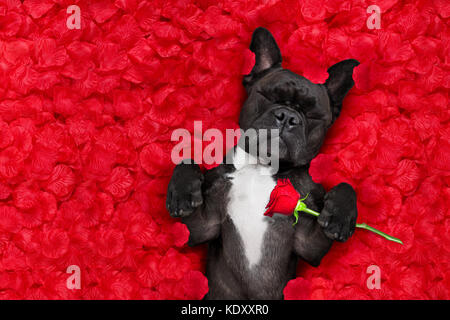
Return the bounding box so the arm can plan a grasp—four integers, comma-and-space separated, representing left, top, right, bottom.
293, 198, 403, 245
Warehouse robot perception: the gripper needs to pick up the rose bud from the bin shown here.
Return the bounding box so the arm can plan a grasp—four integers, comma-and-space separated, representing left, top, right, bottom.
264, 179, 300, 217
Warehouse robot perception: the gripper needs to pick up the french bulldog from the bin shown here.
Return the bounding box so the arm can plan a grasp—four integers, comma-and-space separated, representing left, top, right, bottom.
166, 27, 359, 300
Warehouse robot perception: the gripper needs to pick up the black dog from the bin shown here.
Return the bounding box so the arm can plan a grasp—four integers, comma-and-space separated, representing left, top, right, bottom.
166, 28, 358, 299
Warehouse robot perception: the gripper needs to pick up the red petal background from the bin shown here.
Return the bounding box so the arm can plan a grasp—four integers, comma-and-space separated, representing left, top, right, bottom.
0, 0, 448, 299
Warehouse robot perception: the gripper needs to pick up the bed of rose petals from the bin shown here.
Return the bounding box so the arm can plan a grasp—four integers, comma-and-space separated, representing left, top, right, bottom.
0, 0, 448, 299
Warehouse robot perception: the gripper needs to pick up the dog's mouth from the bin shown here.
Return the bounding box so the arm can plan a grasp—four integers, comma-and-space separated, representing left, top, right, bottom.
273, 135, 289, 158
259, 134, 293, 165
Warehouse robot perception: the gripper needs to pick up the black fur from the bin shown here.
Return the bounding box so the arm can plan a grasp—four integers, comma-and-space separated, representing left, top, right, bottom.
166, 27, 359, 299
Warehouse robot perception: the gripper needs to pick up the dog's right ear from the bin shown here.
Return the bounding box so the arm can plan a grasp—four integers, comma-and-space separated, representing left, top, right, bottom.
324, 59, 360, 121
243, 27, 282, 88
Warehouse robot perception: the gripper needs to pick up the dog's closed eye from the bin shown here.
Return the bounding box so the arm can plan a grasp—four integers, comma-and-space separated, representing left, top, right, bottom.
258, 87, 317, 113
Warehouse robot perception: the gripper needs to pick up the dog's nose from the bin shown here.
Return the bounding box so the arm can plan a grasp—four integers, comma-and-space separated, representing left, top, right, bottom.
274, 108, 301, 128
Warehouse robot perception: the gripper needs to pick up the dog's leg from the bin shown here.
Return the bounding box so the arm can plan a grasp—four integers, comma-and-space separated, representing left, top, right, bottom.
317, 183, 358, 242
294, 215, 333, 267
293, 182, 357, 266
166, 161, 222, 246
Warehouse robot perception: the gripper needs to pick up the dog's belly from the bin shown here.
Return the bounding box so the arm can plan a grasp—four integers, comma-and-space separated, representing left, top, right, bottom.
226, 164, 276, 269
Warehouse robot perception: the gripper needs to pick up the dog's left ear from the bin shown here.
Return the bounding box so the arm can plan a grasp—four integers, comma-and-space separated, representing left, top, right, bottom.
243, 27, 282, 88
324, 59, 360, 120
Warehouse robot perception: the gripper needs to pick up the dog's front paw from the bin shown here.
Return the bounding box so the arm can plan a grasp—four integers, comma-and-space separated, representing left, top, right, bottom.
318, 183, 357, 242
166, 161, 204, 218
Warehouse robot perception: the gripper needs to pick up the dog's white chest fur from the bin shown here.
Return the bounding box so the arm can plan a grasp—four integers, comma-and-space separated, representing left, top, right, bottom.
227, 148, 276, 269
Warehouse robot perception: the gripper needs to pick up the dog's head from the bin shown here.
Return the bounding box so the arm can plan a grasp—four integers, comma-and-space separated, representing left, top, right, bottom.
239, 27, 359, 168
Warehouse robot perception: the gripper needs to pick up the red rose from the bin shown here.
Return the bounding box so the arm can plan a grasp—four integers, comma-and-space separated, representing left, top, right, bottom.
264, 179, 300, 217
